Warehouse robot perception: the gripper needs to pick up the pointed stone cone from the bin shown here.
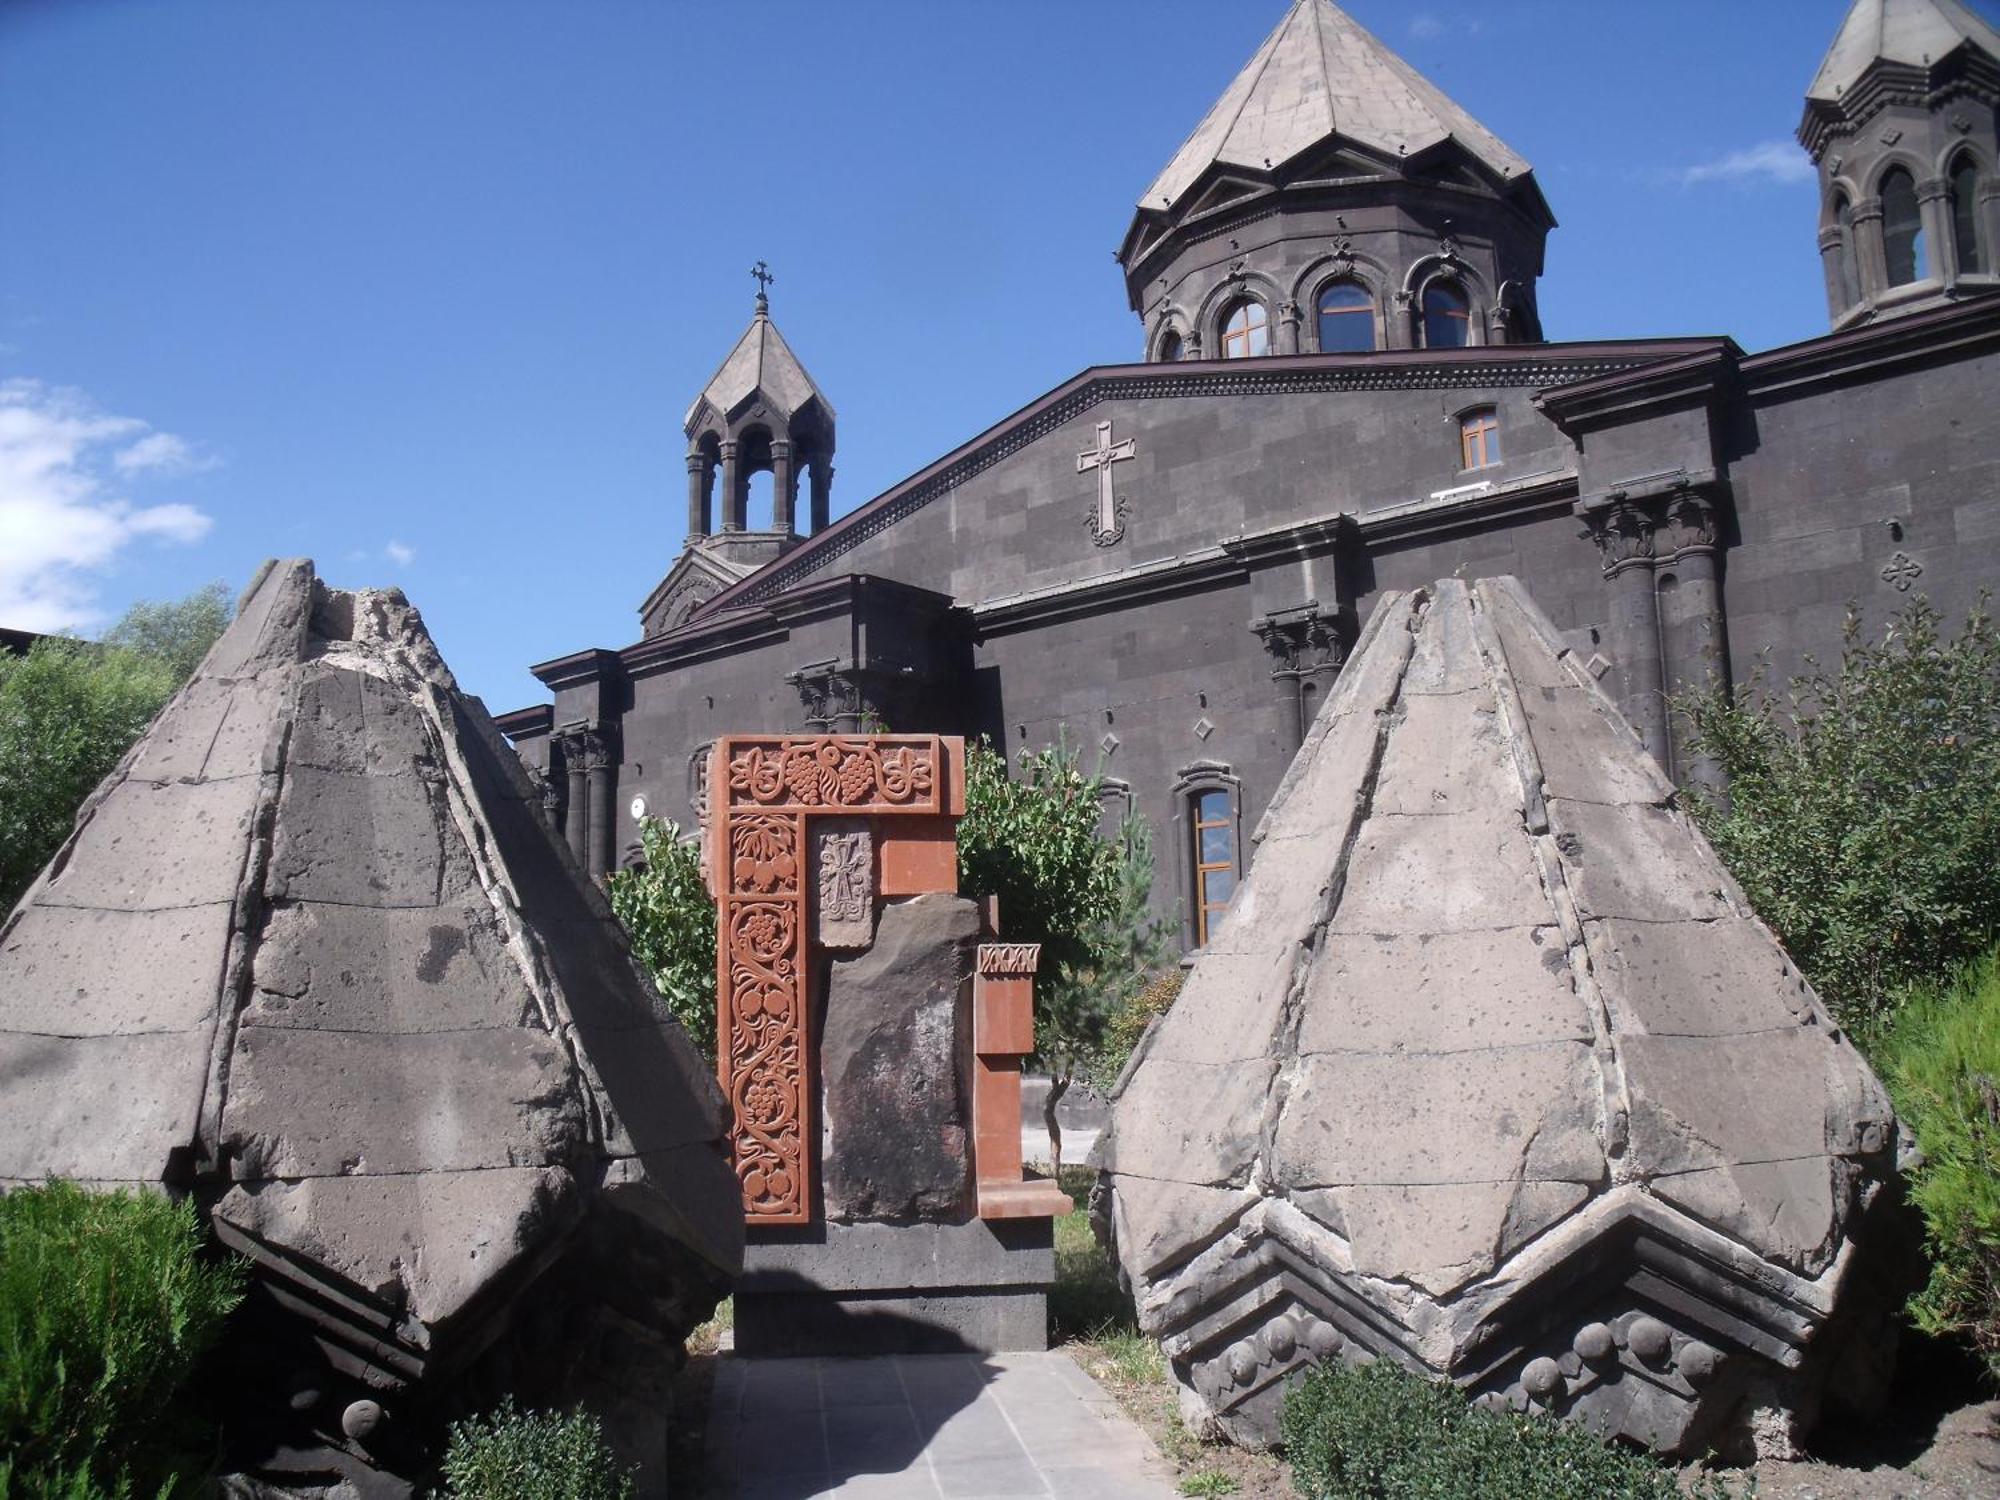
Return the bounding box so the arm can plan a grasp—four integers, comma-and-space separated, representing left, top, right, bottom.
0, 560, 740, 1494
1093, 577, 1901, 1460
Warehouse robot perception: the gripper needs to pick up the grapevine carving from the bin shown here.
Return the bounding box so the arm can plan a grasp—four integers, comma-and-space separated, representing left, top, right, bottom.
713, 735, 954, 1223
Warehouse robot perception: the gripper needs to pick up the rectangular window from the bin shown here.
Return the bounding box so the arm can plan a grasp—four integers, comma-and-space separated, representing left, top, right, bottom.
1460, 408, 1501, 470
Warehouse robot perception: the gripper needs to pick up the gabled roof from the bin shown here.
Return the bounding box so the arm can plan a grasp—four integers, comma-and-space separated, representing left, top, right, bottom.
1806, 0, 2000, 102
683, 298, 834, 432
1140, 0, 1530, 211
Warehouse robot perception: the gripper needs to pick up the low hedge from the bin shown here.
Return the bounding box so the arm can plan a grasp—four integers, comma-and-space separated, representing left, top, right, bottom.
1281, 1357, 1740, 1500
440, 1400, 634, 1500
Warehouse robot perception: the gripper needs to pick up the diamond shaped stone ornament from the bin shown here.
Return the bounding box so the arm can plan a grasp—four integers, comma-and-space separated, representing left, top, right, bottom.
1092, 577, 1904, 1462
0, 560, 741, 1495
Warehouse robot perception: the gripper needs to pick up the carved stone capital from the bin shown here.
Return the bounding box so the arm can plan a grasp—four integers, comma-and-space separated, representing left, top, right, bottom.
978, 943, 1042, 977
1661, 488, 1720, 559
1253, 604, 1346, 681
1577, 495, 1657, 577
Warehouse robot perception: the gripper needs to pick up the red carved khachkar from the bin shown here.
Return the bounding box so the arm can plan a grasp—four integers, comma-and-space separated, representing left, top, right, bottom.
710, 734, 963, 1223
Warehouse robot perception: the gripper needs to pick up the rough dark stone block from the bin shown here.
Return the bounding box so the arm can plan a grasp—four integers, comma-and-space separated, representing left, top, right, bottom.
821, 893, 979, 1221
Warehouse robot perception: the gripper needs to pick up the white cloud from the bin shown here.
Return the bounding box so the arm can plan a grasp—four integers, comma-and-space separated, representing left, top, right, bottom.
1677, 140, 1815, 188
0, 379, 217, 633
1409, 14, 1445, 39
385, 540, 416, 567
115, 430, 216, 475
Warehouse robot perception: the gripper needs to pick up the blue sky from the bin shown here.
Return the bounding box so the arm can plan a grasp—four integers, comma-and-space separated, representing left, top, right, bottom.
0, 1, 1934, 711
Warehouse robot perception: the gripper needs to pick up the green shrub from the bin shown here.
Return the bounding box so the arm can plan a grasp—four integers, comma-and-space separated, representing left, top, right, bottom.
1280, 1358, 1742, 1500
1093, 965, 1185, 1093
0, 587, 232, 917
0, 1182, 243, 1494
1677, 597, 2000, 1038
1880, 949, 2000, 1382
439, 1400, 634, 1500
606, 817, 717, 1062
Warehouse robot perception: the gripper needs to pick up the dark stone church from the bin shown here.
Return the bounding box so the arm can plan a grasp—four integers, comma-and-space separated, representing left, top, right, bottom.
500, 0, 2000, 950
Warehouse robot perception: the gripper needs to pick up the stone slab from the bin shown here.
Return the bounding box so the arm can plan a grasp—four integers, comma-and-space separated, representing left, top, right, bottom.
36, 775, 261, 912
0, 1029, 213, 1183
742, 1216, 1053, 1293
215, 1165, 582, 1327
220, 1025, 585, 1178
1544, 798, 1732, 925
1371, 688, 1518, 817
1330, 807, 1551, 936
1588, 915, 1815, 1037
1296, 927, 1587, 1055
246, 902, 536, 1032
0, 902, 232, 1035
265, 765, 460, 908
733, 1289, 1048, 1358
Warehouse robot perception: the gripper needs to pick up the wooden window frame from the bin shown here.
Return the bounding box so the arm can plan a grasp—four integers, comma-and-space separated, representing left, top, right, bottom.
1170, 761, 1243, 951
1459, 407, 1501, 470
1315, 281, 1375, 353
1421, 281, 1471, 350
1220, 300, 1269, 360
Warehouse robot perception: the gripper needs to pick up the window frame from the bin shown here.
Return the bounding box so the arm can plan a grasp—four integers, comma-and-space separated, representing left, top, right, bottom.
1170, 761, 1243, 952
1219, 298, 1270, 359
1314, 279, 1376, 353
1879, 165, 1928, 287
1420, 279, 1472, 350
1458, 405, 1502, 471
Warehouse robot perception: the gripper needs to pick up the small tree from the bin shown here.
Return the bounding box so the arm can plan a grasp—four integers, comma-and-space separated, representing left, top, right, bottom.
0, 587, 233, 916
1677, 597, 2000, 1038
100, 583, 232, 682
605, 818, 717, 1062
957, 740, 1168, 1172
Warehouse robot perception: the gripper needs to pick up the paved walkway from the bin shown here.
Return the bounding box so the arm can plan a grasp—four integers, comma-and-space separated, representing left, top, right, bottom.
704, 1351, 1181, 1499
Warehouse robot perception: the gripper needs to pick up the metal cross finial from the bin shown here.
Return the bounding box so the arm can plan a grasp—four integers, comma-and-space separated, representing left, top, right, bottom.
751, 260, 776, 310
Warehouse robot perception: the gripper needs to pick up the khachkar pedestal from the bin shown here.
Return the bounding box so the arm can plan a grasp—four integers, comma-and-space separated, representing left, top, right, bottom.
709, 734, 1071, 1355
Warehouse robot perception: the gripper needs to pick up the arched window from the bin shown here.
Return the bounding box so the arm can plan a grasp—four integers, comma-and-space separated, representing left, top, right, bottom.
1831, 194, 1861, 306
1881, 167, 1927, 286
1315, 281, 1375, 352
1950, 154, 1984, 276
1158, 329, 1184, 363
1219, 299, 1269, 359
1421, 281, 1471, 349
1459, 407, 1501, 469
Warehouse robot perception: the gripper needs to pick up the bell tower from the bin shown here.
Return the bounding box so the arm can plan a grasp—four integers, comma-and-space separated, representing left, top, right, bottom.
682, 264, 837, 560
1799, 0, 2000, 328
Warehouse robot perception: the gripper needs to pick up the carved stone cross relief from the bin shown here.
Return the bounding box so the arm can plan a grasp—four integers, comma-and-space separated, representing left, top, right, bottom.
1076, 419, 1137, 547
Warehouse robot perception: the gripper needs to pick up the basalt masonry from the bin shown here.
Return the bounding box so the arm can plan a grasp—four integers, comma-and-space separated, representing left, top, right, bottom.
0, 559, 741, 1498
1092, 578, 1906, 1462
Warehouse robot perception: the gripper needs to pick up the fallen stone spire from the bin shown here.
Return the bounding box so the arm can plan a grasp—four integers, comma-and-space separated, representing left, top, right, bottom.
0, 560, 740, 1496
1094, 577, 1902, 1460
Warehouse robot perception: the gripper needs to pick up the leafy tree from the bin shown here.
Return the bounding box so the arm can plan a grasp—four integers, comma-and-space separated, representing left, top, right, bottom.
0, 588, 233, 916
100, 583, 231, 682
1677, 597, 2000, 1038
957, 740, 1171, 1171
605, 818, 717, 1062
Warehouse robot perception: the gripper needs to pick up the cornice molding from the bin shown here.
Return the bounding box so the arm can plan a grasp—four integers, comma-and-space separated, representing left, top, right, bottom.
1741, 289, 2000, 398
694, 342, 1708, 622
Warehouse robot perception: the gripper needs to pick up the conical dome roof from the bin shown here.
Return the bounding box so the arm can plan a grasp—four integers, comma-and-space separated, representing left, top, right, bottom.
1096, 577, 1897, 1457
1806, 0, 2000, 103
1141, 0, 1531, 210
684, 297, 834, 432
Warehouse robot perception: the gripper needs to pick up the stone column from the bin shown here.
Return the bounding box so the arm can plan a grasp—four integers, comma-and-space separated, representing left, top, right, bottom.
1253, 607, 1345, 755
1579, 496, 1670, 772
562, 734, 588, 866
1276, 300, 1302, 355
1850, 196, 1887, 304
1658, 488, 1730, 797
770, 438, 794, 535
1919, 177, 1951, 283
583, 729, 614, 878
810, 460, 833, 534
685, 453, 710, 539
720, 440, 742, 532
